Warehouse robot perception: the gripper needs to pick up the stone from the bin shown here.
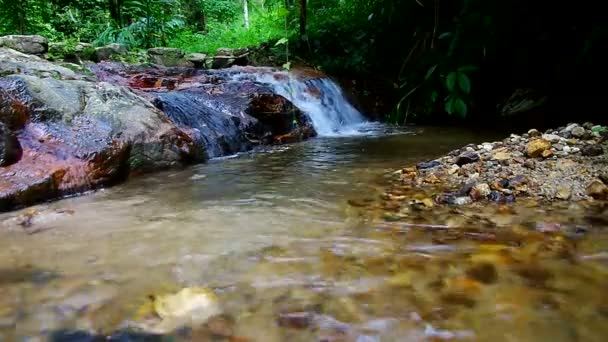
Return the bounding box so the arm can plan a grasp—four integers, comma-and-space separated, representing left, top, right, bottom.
470, 183, 491, 201
481, 143, 494, 152
186, 53, 208, 68
453, 196, 473, 205
0, 35, 48, 54
456, 151, 480, 166
600, 172, 608, 185
526, 139, 551, 158
148, 47, 191, 67
492, 151, 511, 161
563, 146, 572, 153
586, 180, 608, 200
0, 122, 21, 166
583, 122, 594, 129
541, 149, 554, 158
417, 160, 441, 169
0, 47, 78, 79
571, 126, 586, 138
527, 129, 541, 137
541, 133, 562, 143
564, 123, 578, 132
447, 164, 460, 175
93, 43, 128, 62
581, 144, 603, 157
553, 143, 564, 151
556, 187, 571, 200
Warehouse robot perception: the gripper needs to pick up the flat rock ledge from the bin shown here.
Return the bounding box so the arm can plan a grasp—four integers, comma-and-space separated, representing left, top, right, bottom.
388, 123, 608, 208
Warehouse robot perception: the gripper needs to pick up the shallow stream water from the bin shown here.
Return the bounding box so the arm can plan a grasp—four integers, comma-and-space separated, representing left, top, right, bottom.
1, 125, 607, 341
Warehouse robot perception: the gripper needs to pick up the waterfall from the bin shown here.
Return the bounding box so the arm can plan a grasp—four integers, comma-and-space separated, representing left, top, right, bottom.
229, 69, 368, 136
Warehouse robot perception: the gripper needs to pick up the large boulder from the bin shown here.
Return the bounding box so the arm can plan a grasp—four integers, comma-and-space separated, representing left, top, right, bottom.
0, 47, 79, 79
185, 53, 208, 68
0, 35, 48, 55
148, 48, 191, 67
93, 43, 128, 62
0, 75, 203, 211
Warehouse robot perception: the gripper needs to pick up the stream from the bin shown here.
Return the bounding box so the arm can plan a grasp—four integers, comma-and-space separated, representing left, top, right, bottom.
0, 69, 607, 341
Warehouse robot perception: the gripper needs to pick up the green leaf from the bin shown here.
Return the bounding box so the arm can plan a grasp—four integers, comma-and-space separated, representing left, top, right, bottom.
454, 98, 468, 117
446, 72, 457, 92
424, 64, 437, 81
444, 96, 454, 114
275, 37, 288, 46
457, 72, 471, 94
438, 32, 452, 39
282, 61, 291, 70
592, 126, 606, 132
430, 91, 438, 103
457, 65, 478, 72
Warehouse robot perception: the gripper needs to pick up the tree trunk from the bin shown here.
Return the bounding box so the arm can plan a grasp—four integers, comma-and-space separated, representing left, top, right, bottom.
299, 0, 307, 39
243, 0, 249, 29
108, 0, 124, 25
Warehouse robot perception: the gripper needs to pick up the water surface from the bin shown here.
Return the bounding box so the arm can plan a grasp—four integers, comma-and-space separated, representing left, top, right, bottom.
1, 126, 607, 341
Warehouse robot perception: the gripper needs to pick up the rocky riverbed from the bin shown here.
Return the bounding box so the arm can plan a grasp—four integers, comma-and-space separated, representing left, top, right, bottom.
383, 123, 607, 214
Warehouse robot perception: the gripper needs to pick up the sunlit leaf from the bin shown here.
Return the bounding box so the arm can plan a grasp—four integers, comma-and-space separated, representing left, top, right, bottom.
275, 37, 288, 46
282, 61, 291, 70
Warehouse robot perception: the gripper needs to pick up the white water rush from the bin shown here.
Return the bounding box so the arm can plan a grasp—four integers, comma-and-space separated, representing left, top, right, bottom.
232, 68, 369, 136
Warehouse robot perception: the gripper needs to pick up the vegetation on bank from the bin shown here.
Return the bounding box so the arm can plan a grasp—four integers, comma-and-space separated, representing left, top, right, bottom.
0, 0, 606, 126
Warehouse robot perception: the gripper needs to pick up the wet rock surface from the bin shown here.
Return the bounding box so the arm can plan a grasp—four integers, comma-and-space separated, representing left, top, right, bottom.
389, 123, 608, 204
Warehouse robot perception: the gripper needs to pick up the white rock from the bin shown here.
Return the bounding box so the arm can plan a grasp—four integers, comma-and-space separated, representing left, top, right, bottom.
571, 147, 580, 153
542, 133, 563, 143
563, 146, 572, 153
564, 123, 579, 132
481, 143, 494, 152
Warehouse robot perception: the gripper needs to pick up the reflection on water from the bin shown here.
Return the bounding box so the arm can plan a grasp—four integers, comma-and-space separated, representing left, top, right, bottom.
1, 126, 607, 341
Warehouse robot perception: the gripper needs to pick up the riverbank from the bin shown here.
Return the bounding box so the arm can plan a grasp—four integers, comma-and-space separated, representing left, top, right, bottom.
381, 123, 607, 214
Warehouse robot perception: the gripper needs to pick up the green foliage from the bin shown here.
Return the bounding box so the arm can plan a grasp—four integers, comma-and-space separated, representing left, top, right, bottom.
170, 10, 287, 54
204, 0, 240, 24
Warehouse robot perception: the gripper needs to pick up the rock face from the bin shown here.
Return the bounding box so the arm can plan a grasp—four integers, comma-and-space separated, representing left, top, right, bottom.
0, 75, 202, 210
0, 122, 20, 166
0, 35, 48, 55
0, 48, 79, 79
0, 52, 320, 211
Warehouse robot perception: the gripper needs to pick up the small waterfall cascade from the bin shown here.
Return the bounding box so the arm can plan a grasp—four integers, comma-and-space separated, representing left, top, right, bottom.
231, 69, 368, 136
